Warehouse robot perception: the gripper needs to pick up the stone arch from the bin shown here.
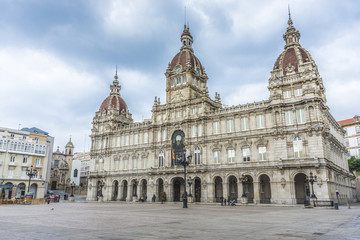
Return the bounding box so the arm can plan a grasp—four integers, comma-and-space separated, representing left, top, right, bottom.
228, 175, 238, 201
157, 178, 164, 201
193, 177, 201, 202
243, 175, 254, 203
112, 180, 119, 201
29, 183, 38, 198
140, 179, 147, 199
214, 176, 223, 202
121, 179, 128, 201
294, 173, 309, 204
259, 174, 271, 204
170, 176, 185, 202
16, 182, 26, 197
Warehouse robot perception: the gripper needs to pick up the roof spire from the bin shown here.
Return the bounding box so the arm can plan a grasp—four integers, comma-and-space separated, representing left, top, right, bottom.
283, 8, 300, 48
110, 65, 121, 95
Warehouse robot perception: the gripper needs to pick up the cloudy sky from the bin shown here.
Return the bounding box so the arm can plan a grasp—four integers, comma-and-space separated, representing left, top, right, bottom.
1, 0, 359, 153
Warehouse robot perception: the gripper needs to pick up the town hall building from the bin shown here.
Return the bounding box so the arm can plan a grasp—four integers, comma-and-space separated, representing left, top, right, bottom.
86, 16, 356, 204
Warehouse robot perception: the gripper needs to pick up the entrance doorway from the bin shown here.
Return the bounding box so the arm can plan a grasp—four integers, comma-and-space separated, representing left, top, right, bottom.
294, 173, 310, 204
259, 175, 271, 204
122, 181, 128, 201
214, 176, 223, 202
243, 175, 254, 203
113, 180, 119, 200
194, 177, 201, 202
157, 179, 164, 201
141, 180, 147, 198
51, 181, 57, 190
173, 177, 184, 202
228, 176, 238, 201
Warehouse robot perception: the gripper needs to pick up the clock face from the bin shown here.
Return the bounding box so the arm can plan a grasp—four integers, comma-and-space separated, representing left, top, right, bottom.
176, 67, 181, 73
176, 135, 182, 142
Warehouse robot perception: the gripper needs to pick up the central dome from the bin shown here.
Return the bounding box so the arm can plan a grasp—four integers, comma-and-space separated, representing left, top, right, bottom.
168, 25, 205, 75
273, 17, 316, 76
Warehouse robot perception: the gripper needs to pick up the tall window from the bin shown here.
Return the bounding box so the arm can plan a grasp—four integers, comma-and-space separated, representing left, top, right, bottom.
198, 124, 203, 137
142, 159, 146, 169
357, 137, 360, 146
158, 151, 164, 167
125, 135, 129, 146
23, 157, 27, 164
213, 151, 221, 164
258, 147, 267, 161
35, 158, 40, 166
114, 160, 119, 170
228, 149, 235, 163
227, 119, 234, 132
133, 159, 137, 169
74, 169, 78, 177
283, 89, 291, 98
213, 121, 220, 134
177, 77, 181, 84
134, 134, 138, 144
285, 111, 294, 125
294, 87, 302, 96
10, 156, 15, 162
54, 160, 59, 167
256, 115, 265, 129
162, 130, 167, 141
356, 126, 360, 134
194, 147, 201, 165
157, 131, 161, 142
124, 159, 128, 170
171, 79, 175, 87
8, 169, 13, 178
241, 117, 249, 131
243, 148, 251, 162
191, 125, 197, 137
143, 132, 148, 144
293, 137, 303, 158
344, 139, 349, 147
296, 109, 306, 124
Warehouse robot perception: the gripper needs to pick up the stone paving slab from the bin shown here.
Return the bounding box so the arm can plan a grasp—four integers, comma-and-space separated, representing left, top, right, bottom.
0, 202, 359, 240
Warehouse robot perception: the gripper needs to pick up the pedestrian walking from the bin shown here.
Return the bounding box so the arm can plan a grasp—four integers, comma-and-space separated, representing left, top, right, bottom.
152, 194, 156, 202
224, 198, 226, 206
47, 196, 51, 204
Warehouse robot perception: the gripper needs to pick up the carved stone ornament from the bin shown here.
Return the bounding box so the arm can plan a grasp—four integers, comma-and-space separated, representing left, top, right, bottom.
281, 178, 286, 188
285, 63, 296, 74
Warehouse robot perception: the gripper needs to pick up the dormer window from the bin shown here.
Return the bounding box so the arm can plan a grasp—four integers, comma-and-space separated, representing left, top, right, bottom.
177, 77, 181, 85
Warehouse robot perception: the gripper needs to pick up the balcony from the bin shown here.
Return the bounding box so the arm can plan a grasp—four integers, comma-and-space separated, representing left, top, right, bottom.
8, 162, 17, 166
35, 164, 43, 168
22, 162, 29, 167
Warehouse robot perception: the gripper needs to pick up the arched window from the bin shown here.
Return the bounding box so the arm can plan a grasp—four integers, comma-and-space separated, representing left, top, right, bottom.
74, 169, 78, 177
194, 147, 201, 165
158, 151, 164, 167
293, 137, 303, 158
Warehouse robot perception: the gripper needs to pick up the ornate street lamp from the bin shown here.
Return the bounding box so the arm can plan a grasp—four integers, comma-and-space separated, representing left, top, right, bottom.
99, 180, 105, 197
239, 174, 248, 198
187, 177, 193, 197
26, 165, 37, 193
306, 172, 317, 199
70, 181, 75, 197
176, 151, 192, 208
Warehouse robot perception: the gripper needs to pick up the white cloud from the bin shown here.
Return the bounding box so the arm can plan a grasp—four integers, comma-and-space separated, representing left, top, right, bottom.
93, 0, 168, 38
0, 47, 104, 152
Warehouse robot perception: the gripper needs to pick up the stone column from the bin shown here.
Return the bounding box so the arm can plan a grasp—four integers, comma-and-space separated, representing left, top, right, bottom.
206, 183, 214, 203
253, 181, 260, 204
222, 181, 228, 203
118, 184, 123, 201
126, 183, 132, 201
237, 181, 243, 203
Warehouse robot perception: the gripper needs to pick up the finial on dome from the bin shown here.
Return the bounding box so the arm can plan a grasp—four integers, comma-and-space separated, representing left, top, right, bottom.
288, 5, 293, 26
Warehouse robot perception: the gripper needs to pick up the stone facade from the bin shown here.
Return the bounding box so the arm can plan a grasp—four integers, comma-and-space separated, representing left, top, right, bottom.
49, 139, 74, 190
86, 18, 356, 204
0, 127, 54, 199
338, 115, 360, 158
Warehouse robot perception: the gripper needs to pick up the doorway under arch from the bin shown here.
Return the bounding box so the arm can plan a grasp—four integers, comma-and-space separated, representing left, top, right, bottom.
122, 180, 128, 201
228, 176, 238, 201
214, 176, 223, 202
141, 179, 147, 199
157, 178, 164, 201
112, 180, 119, 201
194, 177, 201, 202
173, 177, 184, 202
294, 173, 310, 204
259, 174, 271, 204
29, 183, 37, 198
243, 175, 254, 203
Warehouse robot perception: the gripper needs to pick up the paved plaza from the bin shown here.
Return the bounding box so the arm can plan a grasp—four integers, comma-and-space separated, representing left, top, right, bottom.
0, 201, 360, 240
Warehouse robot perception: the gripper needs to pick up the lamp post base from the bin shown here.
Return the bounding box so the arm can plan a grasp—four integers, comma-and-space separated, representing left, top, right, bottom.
188, 196, 193, 203
69, 196, 75, 202
241, 196, 248, 204
98, 196, 103, 202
